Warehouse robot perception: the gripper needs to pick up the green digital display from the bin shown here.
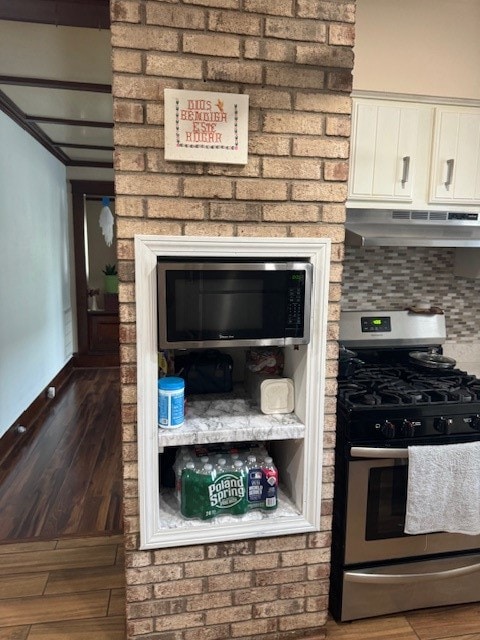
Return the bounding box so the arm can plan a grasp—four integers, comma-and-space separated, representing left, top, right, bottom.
361, 316, 391, 332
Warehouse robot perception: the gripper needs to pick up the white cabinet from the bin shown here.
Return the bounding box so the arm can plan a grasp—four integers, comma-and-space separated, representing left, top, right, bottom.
348, 100, 432, 203
429, 107, 480, 204
135, 235, 331, 549
348, 95, 480, 211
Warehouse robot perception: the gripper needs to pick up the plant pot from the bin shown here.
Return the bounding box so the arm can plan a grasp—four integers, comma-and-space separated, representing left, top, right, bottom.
104, 274, 118, 294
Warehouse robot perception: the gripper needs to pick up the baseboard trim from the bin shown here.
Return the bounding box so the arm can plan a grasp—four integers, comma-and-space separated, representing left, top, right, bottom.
0, 360, 74, 473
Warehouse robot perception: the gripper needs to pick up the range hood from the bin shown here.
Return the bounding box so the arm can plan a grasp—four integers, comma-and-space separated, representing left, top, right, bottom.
345, 209, 480, 248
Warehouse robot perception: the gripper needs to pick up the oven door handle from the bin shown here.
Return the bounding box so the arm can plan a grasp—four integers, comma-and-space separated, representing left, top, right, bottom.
345, 561, 480, 584
350, 446, 409, 459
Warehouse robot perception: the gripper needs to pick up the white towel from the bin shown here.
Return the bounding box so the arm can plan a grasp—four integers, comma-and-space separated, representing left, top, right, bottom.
404, 441, 480, 535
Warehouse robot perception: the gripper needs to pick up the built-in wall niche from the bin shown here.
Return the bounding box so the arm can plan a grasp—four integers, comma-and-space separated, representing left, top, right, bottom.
135, 235, 331, 549
169, 346, 281, 385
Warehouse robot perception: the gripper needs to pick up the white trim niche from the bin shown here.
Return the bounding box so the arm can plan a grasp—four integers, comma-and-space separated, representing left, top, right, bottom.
134, 235, 331, 549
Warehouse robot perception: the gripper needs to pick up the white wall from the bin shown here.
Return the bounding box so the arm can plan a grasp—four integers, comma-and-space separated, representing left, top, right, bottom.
353, 0, 480, 99
0, 112, 73, 437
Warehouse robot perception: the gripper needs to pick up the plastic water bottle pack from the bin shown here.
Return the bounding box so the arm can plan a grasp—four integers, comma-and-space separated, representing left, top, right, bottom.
175, 444, 278, 520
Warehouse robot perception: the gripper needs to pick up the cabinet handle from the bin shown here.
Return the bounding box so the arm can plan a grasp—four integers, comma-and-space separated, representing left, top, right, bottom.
445, 158, 454, 191
401, 156, 410, 187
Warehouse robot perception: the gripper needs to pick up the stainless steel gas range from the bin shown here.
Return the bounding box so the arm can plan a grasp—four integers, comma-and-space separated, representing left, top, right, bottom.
330, 310, 480, 622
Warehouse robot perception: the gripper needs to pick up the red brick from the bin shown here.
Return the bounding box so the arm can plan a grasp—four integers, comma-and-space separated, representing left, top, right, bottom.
244, 0, 293, 15
329, 23, 355, 46
111, 0, 141, 23
111, 24, 178, 51
208, 10, 261, 35
297, 0, 355, 23
183, 33, 240, 58
206, 60, 262, 84
113, 101, 143, 124
146, 3, 206, 29
296, 43, 354, 68
265, 17, 327, 42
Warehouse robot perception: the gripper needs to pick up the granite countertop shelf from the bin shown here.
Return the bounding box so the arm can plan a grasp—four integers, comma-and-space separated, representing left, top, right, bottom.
157, 390, 305, 448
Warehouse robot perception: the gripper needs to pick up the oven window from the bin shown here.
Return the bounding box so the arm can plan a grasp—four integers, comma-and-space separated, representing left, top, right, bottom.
365, 465, 408, 540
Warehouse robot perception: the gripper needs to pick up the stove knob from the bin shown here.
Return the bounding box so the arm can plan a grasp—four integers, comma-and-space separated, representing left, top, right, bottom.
402, 420, 415, 438
434, 417, 451, 435
471, 415, 480, 431
381, 420, 396, 439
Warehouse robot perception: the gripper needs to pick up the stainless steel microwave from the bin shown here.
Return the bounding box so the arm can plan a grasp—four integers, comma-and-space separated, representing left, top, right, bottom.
157, 261, 313, 349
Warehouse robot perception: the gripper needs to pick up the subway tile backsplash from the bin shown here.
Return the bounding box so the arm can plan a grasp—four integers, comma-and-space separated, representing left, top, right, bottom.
341, 247, 479, 342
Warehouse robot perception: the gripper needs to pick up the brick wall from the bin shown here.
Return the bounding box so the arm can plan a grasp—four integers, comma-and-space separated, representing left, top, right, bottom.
111, 1, 355, 638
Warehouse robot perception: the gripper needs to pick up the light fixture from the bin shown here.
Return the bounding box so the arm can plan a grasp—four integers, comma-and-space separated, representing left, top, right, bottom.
99, 196, 114, 246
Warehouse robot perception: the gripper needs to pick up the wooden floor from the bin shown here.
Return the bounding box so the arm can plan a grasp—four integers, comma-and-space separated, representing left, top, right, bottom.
0, 368, 123, 542
0, 368, 125, 638
0, 534, 125, 639
326, 602, 480, 638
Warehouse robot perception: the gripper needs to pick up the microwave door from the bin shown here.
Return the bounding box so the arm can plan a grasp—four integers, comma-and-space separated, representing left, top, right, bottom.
158, 262, 310, 349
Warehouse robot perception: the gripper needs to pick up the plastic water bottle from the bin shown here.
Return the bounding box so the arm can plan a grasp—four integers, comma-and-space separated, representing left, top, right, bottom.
179, 461, 195, 504
175, 455, 193, 503
245, 455, 263, 508
216, 457, 227, 473
263, 456, 278, 511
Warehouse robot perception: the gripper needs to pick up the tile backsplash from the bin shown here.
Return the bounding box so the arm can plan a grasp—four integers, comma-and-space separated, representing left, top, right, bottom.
341, 247, 479, 342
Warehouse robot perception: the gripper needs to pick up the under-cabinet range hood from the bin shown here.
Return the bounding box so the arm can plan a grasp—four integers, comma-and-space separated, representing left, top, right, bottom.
345, 209, 480, 248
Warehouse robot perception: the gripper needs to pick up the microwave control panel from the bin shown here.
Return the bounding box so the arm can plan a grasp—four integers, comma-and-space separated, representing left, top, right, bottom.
286, 272, 305, 333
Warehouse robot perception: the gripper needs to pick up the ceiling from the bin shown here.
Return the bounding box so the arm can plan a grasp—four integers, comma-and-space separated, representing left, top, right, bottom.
0, 0, 113, 169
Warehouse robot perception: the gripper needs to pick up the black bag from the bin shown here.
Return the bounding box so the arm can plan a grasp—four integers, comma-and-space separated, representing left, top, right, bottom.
176, 350, 233, 395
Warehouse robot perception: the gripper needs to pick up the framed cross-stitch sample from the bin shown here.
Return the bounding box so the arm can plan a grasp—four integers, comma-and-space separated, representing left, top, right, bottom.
164, 88, 249, 164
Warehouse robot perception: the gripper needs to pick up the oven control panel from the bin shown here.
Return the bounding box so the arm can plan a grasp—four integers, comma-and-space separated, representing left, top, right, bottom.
339, 310, 446, 347
345, 412, 480, 444
361, 316, 391, 333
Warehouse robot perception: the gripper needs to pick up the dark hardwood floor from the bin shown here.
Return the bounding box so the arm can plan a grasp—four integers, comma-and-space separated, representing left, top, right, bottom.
0, 368, 123, 543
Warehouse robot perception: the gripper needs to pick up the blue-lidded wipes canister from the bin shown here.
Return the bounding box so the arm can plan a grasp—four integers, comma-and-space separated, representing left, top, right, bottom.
158, 377, 185, 429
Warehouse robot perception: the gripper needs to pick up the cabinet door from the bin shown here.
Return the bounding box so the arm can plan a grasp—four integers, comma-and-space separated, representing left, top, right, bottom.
430, 107, 480, 203
348, 101, 420, 202
88, 312, 119, 353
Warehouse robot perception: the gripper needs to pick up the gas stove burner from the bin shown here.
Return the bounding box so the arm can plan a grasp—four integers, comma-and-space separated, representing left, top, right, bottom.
337, 311, 480, 445
339, 360, 480, 409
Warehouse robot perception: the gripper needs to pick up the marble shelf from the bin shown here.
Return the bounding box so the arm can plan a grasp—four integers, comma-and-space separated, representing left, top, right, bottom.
157, 392, 305, 448
158, 487, 301, 530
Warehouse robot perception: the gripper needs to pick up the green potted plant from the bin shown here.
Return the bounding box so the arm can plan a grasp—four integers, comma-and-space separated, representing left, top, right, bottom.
103, 263, 118, 294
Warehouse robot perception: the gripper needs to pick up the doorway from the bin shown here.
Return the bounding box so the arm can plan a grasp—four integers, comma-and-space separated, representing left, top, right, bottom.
71, 180, 119, 367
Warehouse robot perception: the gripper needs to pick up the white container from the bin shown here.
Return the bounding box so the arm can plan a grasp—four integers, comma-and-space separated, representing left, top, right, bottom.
245, 370, 294, 415
158, 376, 185, 428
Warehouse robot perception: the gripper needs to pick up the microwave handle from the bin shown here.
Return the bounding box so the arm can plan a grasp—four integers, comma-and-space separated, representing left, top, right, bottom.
350, 446, 409, 459
345, 560, 480, 584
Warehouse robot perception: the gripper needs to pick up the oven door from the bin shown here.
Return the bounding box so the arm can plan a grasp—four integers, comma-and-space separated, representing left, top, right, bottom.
345, 447, 480, 565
